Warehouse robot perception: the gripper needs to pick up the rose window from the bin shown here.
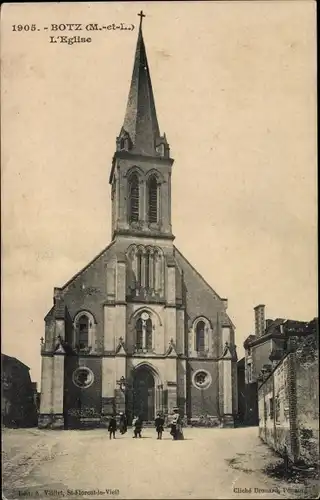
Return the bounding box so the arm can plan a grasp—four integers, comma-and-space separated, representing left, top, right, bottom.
192, 370, 212, 390
72, 367, 94, 389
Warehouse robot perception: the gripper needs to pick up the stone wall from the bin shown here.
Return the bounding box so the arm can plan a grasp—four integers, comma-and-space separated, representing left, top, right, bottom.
295, 339, 319, 465
258, 333, 319, 465
187, 360, 219, 420
258, 375, 274, 445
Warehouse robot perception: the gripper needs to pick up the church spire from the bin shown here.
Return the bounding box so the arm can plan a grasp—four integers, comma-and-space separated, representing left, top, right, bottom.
119, 11, 167, 157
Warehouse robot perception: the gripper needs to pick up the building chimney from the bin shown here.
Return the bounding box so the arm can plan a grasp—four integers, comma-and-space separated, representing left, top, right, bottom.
254, 304, 265, 337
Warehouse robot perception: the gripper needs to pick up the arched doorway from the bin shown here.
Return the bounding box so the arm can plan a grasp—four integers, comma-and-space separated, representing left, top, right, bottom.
132, 366, 155, 422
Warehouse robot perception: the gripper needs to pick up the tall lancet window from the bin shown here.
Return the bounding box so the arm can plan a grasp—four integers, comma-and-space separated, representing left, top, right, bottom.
136, 318, 143, 349
137, 250, 142, 286
196, 321, 206, 353
78, 315, 89, 349
145, 249, 150, 288
129, 174, 139, 222
135, 314, 153, 351
146, 318, 153, 350
147, 176, 158, 223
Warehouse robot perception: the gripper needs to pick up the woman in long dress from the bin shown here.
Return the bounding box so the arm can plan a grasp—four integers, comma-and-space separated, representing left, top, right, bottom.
170, 408, 184, 440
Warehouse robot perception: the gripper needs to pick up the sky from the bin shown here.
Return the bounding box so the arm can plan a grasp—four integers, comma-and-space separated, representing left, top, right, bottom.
1, 1, 317, 387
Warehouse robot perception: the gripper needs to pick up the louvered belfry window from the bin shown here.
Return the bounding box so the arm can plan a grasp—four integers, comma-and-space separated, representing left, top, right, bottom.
148, 176, 158, 223
129, 174, 139, 222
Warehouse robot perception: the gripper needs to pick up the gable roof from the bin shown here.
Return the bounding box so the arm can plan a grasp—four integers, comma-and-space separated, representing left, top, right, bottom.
61, 242, 115, 290
173, 246, 222, 300
44, 242, 115, 321
174, 246, 235, 328
1, 353, 30, 371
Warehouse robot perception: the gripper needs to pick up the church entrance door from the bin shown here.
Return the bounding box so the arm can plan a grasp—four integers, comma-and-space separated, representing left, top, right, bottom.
132, 366, 155, 422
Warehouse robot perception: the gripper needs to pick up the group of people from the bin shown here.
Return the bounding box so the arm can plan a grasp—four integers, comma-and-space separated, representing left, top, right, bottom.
107, 408, 184, 441
108, 412, 127, 439
155, 408, 184, 440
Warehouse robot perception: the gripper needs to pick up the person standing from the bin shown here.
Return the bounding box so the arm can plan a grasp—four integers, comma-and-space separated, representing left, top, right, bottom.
170, 408, 184, 440
108, 415, 117, 439
170, 412, 178, 440
175, 409, 184, 440
155, 413, 165, 440
132, 415, 137, 437
119, 412, 127, 435
133, 415, 143, 438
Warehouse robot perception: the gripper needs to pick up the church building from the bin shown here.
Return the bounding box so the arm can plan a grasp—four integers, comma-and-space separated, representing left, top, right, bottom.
39, 14, 238, 429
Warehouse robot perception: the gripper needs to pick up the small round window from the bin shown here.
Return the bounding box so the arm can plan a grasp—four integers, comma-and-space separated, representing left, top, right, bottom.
72, 367, 94, 389
192, 370, 212, 390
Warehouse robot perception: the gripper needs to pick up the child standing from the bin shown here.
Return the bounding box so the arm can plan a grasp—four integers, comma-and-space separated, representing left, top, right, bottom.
108, 415, 117, 439
132, 415, 142, 438
155, 413, 165, 440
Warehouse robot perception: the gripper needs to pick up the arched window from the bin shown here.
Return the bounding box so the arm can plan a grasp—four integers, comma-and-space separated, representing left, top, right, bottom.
129, 174, 139, 222
152, 248, 164, 294
136, 318, 143, 349
78, 315, 89, 349
135, 314, 153, 351
147, 176, 158, 223
196, 321, 205, 352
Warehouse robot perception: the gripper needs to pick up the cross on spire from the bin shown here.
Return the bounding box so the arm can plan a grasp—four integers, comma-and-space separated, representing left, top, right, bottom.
120, 8, 161, 156
138, 10, 145, 29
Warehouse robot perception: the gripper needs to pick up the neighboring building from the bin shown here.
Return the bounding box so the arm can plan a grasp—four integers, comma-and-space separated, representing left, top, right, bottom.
236, 357, 245, 425
1, 354, 38, 427
237, 356, 258, 427
39, 15, 237, 430
31, 382, 40, 413
258, 319, 319, 465
243, 305, 315, 426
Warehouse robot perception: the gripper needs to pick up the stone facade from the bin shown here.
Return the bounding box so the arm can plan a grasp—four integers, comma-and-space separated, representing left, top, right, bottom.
258, 330, 319, 465
243, 305, 315, 426
39, 19, 237, 430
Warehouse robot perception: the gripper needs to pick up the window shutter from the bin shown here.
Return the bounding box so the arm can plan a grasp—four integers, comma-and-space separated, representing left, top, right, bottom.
148, 176, 158, 223
129, 174, 139, 222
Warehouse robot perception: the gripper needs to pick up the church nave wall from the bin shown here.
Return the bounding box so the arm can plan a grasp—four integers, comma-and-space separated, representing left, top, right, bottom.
187, 360, 220, 420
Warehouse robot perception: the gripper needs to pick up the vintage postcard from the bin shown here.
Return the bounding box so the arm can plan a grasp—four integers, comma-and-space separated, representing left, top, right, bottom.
1, 1, 318, 499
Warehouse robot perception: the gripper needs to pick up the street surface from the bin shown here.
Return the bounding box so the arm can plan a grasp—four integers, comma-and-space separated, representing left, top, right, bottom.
2, 426, 315, 499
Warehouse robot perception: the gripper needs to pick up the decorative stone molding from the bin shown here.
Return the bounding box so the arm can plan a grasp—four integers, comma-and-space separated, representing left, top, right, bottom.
73, 310, 96, 351
189, 316, 212, 356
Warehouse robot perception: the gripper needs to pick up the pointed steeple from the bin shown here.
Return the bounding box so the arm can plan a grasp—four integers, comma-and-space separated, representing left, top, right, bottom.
118, 12, 168, 157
